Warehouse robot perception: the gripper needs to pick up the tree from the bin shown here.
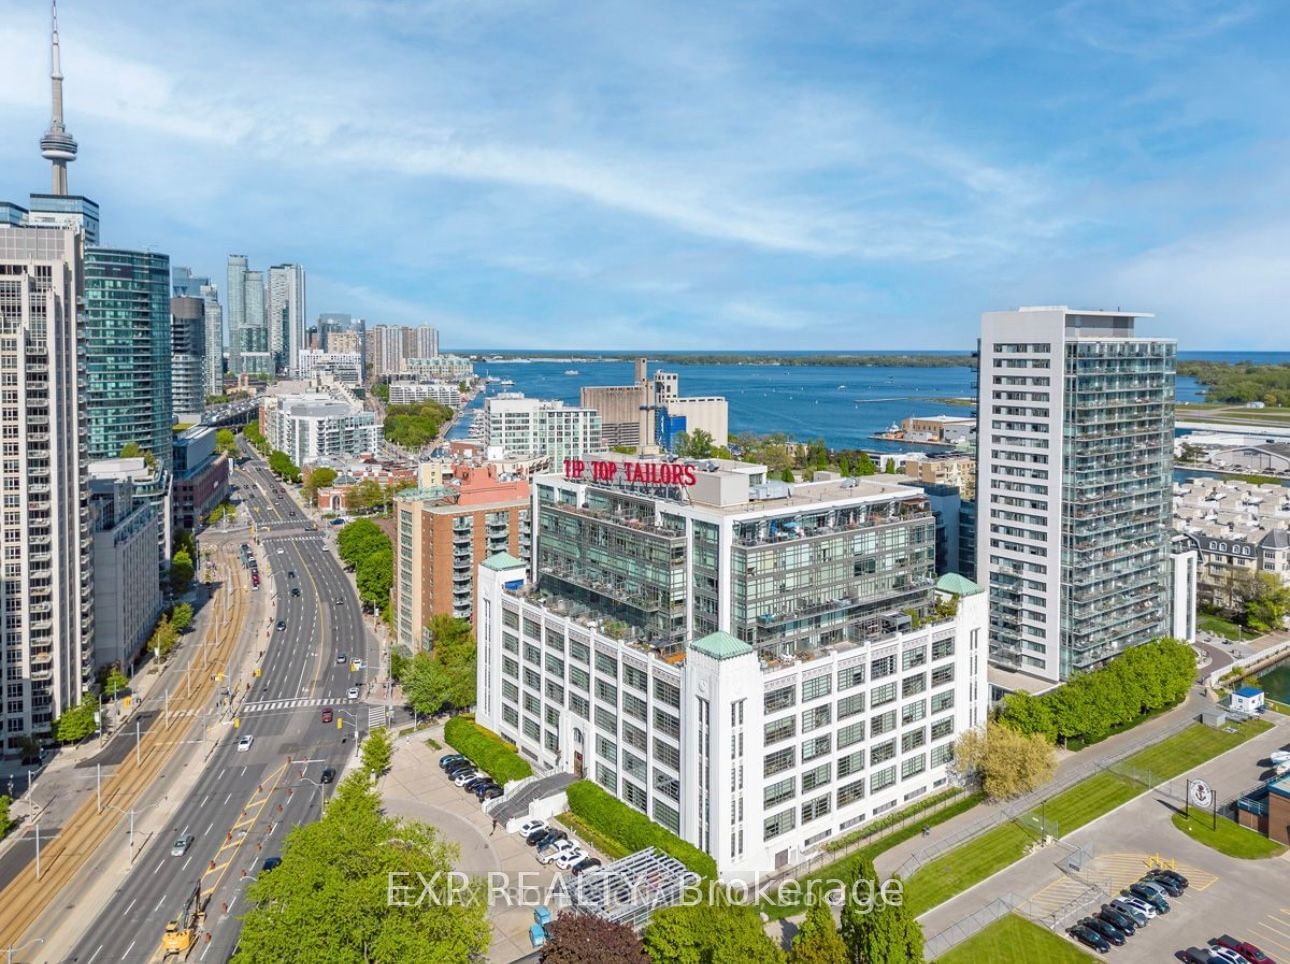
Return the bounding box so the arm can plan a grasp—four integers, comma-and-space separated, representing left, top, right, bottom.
542, 911, 648, 963
804, 438, 829, 470
883, 458, 897, 474
675, 429, 715, 459
0, 795, 10, 840
841, 856, 923, 964
362, 726, 393, 776
302, 466, 338, 505
953, 721, 1055, 800
347, 479, 387, 514
995, 691, 1055, 743
644, 893, 785, 964
170, 550, 195, 595
390, 648, 411, 683
780, 468, 795, 484
338, 519, 390, 568
119, 441, 157, 471
371, 381, 390, 403
53, 701, 96, 743
268, 450, 301, 483
234, 774, 489, 963
788, 900, 846, 964
403, 617, 477, 714
1236, 571, 1290, 632
171, 602, 194, 633
173, 528, 197, 561
215, 428, 238, 458
103, 666, 129, 698
151, 616, 180, 660
356, 545, 393, 611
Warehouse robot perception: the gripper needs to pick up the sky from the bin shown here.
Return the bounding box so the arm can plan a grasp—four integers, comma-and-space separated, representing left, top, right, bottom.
1, 0, 1287, 351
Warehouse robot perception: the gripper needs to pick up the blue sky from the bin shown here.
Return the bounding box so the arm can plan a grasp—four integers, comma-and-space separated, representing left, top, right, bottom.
1, 0, 1287, 350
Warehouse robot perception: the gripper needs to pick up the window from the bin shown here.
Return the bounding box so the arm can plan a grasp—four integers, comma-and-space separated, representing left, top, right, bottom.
871, 655, 896, 679
654, 708, 680, 740
901, 729, 926, 753
838, 664, 865, 690
902, 701, 926, 725
871, 739, 896, 765
623, 721, 648, 751
570, 694, 589, 719
932, 637, 954, 660
764, 716, 796, 745
931, 718, 954, 741
595, 652, 617, 677
502, 631, 518, 654
502, 704, 518, 726
837, 778, 865, 808
838, 720, 865, 748
544, 729, 559, 752
837, 692, 865, 719
622, 691, 647, 721
524, 643, 541, 666
623, 780, 647, 811
764, 746, 796, 777
802, 704, 831, 733
597, 735, 617, 764
502, 656, 518, 679
570, 666, 590, 691
801, 763, 831, 793
931, 743, 954, 768
523, 617, 541, 640
624, 664, 648, 692
544, 681, 564, 705
902, 674, 926, 698
870, 766, 897, 792
595, 679, 618, 704
872, 682, 897, 707
871, 709, 897, 736
765, 685, 795, 713
764, 777, 795, 808
654, 678, 681, 708
801, 794, 831, 824
595, 763, 616, 792
901, 755, 926, 780
654, 769, 680, 801
523, 692, 541, 715
902, 647, 927, 670
523, 717, 540, 740
595, 706, 616, 733
545, 653, 565, 677
931, 665, 954, 687
801, 734, 831, 762
570, 639, 590, 664
654, 738, 680, 771
502, 680, 518, 704
837, 749, 865, 778
655, 799, 680, 835
931, 691, 954, 714
802, 676, 832, 702
764, 808, 796, 841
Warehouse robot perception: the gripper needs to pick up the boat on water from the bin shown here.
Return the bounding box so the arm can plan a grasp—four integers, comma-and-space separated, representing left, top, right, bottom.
564, 369, 580, 375
499, 379, 515, 386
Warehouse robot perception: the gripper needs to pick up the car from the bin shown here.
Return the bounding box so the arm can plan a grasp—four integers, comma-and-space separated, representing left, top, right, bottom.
1183, 949, 1219, 964
347, 686, 360, 700
478, 784, 504, 801
1148, 868, 1189, 890
287, 570, 295, 578
518, 819, 547, 838
171, 833, 195, 857
1079, 917, 1125, 947
537, 840, 577, 864
262, 856, 283, 872
1211, 950, 1253, 964
445, 758, 476, 772
555, 848, 588, 870
452, 770, 480, 787
276, 547, 284, 554
528, 924, 547, 949
440, 754, 468, 770
1067, 924, 1109, 954
1110, 897, 1153, 923
276, 620, 286, 632
337, 653, 347, 664
1125, 882, 1169, 913
570, 856, 602, 876
291, 587, 301, 597
463, 776, 491, 792
1097, 907, 1136, 936
1212, 937, 1272, 964
320, 767, 336, 784
321, 707, 334, 724
351, 657, 363, 669
237, 734, 254, 752
531, 829, 569, 850
1142, 870, 1185, 896
1136, 877, 1179, 900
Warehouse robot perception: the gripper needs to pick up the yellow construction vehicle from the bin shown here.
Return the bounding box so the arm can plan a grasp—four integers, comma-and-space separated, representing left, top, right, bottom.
161, 882, 205, 959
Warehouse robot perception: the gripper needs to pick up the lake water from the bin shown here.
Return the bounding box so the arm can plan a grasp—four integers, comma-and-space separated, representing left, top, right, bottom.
1258, 661, 1290, 705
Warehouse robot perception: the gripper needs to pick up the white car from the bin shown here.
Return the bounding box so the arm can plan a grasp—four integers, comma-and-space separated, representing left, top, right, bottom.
237, 734, 254, 752
1114, 895, 1156, 919
518, 819, 547, 839
1211, 950, 1251, 964
171, 833, 194, 857
346, 686, 359, 700
276, 547, 284, 554
537, 840, 577, 864
452, 770, 479, 787
555, 848, 588, 870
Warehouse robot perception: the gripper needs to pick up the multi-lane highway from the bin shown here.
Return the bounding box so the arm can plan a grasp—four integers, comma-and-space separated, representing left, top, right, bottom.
67, 448, 374, 964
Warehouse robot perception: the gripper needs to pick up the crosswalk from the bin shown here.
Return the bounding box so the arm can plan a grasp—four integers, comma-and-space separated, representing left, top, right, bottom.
241, 696, 357, 714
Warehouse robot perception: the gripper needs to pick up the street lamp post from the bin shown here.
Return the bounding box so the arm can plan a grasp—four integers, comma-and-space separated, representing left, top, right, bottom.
4, 937, 45, 964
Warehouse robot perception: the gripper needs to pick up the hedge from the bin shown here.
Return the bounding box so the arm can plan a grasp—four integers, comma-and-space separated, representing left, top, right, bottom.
443, 717, 533, 785
566, 780, 718, 879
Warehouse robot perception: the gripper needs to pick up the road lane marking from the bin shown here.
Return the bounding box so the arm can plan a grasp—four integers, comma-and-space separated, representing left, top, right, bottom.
123, 940, 136, 960
205, 820, 215, 836
124, 897, 137, 916
87, 944, 103, 963
223, 792, 233, 805
154, 895, 166, 912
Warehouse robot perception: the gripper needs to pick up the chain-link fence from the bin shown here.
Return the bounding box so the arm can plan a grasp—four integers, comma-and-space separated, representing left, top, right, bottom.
923, 895, 1020, 958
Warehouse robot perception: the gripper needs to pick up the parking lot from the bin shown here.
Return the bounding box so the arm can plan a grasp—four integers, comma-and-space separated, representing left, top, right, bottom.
380, 728, 603, 962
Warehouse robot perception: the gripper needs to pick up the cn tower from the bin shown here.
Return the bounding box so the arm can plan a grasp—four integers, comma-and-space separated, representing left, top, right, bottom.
40, 1, 78, 195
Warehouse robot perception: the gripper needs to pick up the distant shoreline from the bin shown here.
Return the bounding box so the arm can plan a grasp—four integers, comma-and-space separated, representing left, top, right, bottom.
466, 352, 976, 367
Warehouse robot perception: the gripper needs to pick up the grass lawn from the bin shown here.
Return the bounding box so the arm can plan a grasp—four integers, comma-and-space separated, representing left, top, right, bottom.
1198, 613, 1247, 640
1171, 812, 1287, 860
936, 912, 1093, 963
905, 720, 1272, 918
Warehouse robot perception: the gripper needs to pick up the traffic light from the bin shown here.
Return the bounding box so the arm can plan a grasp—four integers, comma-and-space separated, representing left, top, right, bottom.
336, 718, 343, 730
234, 717, 241, 728
254, 666, 262, 677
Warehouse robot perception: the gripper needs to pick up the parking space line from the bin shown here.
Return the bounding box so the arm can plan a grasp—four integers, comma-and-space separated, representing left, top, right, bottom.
1251, 926, 1290, 955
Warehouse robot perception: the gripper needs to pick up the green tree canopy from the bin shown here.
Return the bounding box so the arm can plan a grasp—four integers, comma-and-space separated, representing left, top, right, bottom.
788, 900, 846, 964
841, 856, 924, 964
170, 550, 195, 595
171, 602, 194, 633
103, 666, 129, 697
215, 428, 238, 458
234, 774, 489, 963
356, 545, 394, 611
403, 616, 477, 714
362, 726, 393, 776
302, 466, 339, 505
53, 701, 96, 743
267, 450, 302, 483
953, 721, 1056, 800
382, 400, 454, 448
371, 381, 390, 403
644, 892, 785, 964
675, 429, 715, 459
337, 519, 390, 568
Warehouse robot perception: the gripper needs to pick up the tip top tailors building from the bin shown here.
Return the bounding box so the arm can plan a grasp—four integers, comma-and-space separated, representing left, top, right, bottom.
476, 453, 987, 878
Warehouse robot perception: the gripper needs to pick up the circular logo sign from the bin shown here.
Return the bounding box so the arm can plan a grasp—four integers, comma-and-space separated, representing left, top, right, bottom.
1189, 779, 1213, 809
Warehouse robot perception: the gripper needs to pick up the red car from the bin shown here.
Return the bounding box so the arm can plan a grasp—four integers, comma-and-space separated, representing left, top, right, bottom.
321, 707, 334, 724
1213, 936, 1276, 964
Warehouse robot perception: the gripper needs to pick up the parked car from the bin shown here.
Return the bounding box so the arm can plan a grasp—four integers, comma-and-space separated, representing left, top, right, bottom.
570, 856, 602, 876
528, 924, 547, 949
1067, 924, 1109, 954
262, 856, 283, 872
351, 657, 363, 669
452, 770, 480, 787
1141, 872, 1184, 897
1125, 883, 1169, 913
440, 754, 468, 770
478, 784, 504, 801
537, 840, 577, 864
1212, 936, 1273, 964
531, 829, 568, 850
555, 848, 588, 870
291, 587, 300, 597
446, 759, 476, 775
1211, 950, 1253, 964
320, 767, 336, 784
472, 781, 502, 799
1148, 868, 1189, 890
463, 776, 491, 792
1110, 897, 1154, 923
171, 833, 195, 857
1097, 906, 1136, 936
518, 819, 548, 839
1080, 916, 1125, 946
1183, 948, 1218, 964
